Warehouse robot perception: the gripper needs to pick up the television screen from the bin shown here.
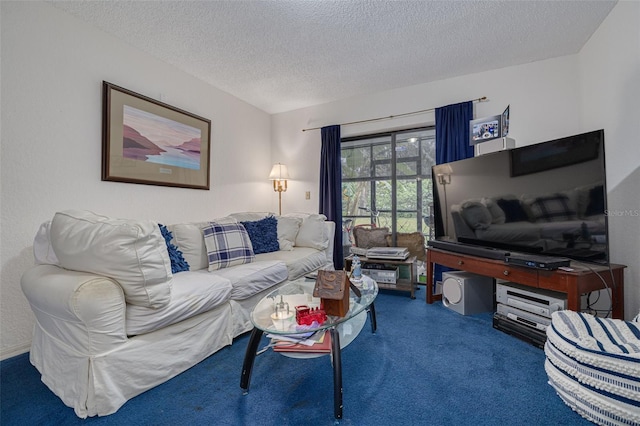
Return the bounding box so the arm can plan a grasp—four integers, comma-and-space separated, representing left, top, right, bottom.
470, 115, 501, 145
432, 130, 609, 264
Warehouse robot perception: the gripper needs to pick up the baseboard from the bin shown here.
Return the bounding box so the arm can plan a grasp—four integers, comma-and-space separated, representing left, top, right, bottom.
1, 342, 30, 361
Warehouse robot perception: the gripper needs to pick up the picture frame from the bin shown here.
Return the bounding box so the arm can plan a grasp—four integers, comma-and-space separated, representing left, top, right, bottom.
469, 114, 501, 146
102, 81, 211, 190
501, 104, 510, 137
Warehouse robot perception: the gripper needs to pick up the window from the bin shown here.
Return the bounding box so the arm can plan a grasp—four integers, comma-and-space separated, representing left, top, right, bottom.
341, 127, 436, 245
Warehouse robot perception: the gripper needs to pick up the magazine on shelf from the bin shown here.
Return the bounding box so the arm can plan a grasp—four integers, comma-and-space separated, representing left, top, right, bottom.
273, 330, 332, 353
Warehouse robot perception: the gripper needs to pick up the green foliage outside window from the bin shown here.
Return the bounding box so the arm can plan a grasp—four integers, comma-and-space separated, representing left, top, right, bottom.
341, 128, 436, 242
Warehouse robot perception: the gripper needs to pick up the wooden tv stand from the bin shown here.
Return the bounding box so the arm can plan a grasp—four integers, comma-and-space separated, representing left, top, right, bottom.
426, 248, 626, 319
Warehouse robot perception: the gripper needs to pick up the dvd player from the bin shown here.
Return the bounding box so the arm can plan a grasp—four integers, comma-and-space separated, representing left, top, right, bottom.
496, 282, 566, 318
496, 303, 551, 332
427, 239, 509, 260
493, 313, 547, 349
505, 254, 570, 270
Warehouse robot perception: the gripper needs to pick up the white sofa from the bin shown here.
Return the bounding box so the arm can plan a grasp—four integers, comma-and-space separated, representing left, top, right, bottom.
20, 210, 335, 418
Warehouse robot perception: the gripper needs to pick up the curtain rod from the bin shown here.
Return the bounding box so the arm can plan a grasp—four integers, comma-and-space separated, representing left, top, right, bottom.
301, 96, 488, 132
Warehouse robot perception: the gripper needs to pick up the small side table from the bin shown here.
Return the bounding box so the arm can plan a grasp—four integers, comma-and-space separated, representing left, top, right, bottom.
240, 276, 378, 419
345, 254, 417, 299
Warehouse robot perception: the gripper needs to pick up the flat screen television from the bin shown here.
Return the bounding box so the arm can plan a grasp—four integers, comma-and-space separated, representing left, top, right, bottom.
432, 129, 609, 264
469, 114, 501, 145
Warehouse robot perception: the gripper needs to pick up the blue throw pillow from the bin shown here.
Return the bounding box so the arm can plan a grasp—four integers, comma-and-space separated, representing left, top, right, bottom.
240, 216, 280, 254
496, 198, 529, 223
158, 224, 190, 273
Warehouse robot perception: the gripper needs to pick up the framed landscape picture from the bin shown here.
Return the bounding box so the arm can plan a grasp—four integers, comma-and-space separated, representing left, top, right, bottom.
102, 81, 211, 190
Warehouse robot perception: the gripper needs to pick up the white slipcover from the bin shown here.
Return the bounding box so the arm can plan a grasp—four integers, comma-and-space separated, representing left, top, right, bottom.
21, 212, 335, 418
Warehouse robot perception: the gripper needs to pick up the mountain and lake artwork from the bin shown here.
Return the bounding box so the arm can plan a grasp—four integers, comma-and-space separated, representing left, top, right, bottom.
122, 105, 201, 170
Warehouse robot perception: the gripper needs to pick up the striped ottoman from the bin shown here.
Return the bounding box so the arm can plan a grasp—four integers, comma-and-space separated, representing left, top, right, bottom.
544, 310, 640, 426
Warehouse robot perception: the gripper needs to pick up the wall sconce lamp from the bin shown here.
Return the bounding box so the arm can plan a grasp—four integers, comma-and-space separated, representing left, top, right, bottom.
269, 163, 289, 215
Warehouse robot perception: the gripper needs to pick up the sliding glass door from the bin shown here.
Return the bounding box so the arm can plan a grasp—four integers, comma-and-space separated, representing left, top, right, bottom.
341, 127, 436, 245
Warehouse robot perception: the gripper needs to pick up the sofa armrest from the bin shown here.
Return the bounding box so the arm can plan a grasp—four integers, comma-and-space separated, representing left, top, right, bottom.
450, 204, 477, 239
21, 265, 127, 355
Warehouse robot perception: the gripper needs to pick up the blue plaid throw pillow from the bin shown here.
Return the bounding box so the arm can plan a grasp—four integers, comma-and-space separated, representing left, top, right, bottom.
530, 194, 576, 222
202, 222, 255, 271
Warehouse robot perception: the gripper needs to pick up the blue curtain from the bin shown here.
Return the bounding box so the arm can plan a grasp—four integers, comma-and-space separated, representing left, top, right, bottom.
320, 125, 344, 270
433, 101, 473, 287
435, 101, 474, 164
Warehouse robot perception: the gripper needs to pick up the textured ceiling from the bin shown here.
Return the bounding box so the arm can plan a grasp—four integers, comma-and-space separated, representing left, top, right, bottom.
50, 0, 616, 114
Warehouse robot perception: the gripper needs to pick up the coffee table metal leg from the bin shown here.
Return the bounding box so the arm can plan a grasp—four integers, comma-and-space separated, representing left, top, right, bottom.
240, 327, 264, 394
330, 328, 343, 419
367, 302, 377, 333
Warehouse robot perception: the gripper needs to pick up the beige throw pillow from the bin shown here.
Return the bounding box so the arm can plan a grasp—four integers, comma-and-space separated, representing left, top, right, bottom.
353, 226, 390, 249
386, 232, 426, 262
277, 216, 302, 251
50, 210, 172, 309
284, 213, 329, 250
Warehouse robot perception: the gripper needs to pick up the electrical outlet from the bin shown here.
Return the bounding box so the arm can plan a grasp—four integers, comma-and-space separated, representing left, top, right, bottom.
305, 191, 311, 200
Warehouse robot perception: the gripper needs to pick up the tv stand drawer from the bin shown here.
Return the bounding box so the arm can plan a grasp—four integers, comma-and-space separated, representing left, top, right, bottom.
429, 251, 538, 286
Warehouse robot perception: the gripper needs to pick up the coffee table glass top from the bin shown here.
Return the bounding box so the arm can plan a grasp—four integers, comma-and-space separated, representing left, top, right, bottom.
250, 275, 378, 336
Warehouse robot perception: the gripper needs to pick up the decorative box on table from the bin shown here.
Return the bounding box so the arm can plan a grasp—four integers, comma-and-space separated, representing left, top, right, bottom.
313, 270, 349, 317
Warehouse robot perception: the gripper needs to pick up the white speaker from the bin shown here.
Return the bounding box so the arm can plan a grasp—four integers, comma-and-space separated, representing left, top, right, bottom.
475, 137, 515, 156
442, 271, 494, 315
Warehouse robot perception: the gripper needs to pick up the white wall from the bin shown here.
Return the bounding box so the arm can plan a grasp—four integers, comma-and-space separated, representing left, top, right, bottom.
0, 2, 275, 359
578, 0, 640, 319
273, 2, 639, 319
272, 55, 583, 213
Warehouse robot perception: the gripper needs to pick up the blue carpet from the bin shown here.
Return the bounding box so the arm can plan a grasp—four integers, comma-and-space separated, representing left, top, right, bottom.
1, 290, 590, 425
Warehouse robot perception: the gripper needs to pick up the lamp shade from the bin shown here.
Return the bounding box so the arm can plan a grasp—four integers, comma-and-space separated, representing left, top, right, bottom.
269, 163, 290, 180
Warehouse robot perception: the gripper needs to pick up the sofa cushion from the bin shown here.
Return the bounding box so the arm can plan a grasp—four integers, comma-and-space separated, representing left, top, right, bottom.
240, 216, 280, 254
33, 221, 60, 266
50, 210, 173, 309
482, 197, 506, 225
210, 260, 288, 300
169, 217, 237, 271
158, 224, 190, 273
256, 247, 328, 280
475, 221, 541, 242
229, 212, 274, 222
125, 270, 232, 336
284, 213, 329, 250
202, 222, 255, 271
277, 216, 302, 251
460, 201, 492, 230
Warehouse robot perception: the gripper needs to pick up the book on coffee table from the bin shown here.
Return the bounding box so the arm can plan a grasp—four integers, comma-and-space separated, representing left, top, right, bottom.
273, 330, 332, 353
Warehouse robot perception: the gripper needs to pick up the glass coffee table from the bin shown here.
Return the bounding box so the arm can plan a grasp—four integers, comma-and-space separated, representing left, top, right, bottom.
240, 274, 378, 420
